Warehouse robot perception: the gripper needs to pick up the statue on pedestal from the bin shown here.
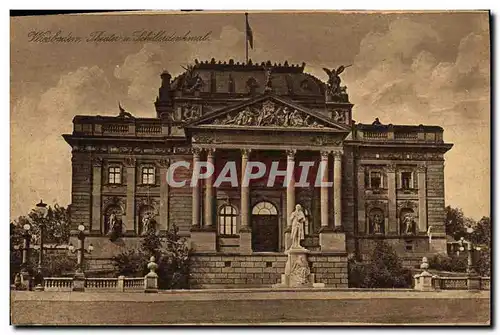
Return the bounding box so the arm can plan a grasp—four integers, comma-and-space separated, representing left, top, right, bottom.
290, 204, 307, 249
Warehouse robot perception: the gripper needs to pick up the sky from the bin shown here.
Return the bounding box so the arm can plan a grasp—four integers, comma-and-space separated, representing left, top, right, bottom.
10, 11, 490, 220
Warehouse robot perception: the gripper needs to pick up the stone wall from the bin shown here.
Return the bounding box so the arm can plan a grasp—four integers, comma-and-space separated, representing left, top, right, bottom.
189, 253, 348, 288
70, 152, 92, 229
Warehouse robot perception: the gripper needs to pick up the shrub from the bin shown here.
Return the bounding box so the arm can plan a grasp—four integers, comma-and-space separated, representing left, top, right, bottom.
428, 254, 467, 273
348, 241, 412, 288
112, 224, 190, 289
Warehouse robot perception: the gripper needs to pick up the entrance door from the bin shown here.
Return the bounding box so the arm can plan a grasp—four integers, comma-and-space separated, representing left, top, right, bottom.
251, 201, 279, 252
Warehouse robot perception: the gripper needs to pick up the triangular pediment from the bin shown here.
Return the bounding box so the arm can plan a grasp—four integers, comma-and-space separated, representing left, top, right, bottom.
185, 94, 349, 131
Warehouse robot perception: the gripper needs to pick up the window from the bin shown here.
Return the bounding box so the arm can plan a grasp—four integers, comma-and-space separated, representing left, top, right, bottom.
370, 171, 382, 189
218, 205, 237, 235
108, 166, 121, 184
401, 172, 413, 189
142, 167, 155, 185
252, 201, 278, 215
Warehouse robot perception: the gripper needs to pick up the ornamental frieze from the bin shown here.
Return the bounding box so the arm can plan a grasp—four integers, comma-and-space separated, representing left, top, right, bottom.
212, 100, 327, 128
365, 200, 388, 214
311, 135, 342, 146
192, 134, 216, 144
396, 200, 419, 214
102, 196, 126, 212
181, 104, 202, 122
135, 197, 160, 213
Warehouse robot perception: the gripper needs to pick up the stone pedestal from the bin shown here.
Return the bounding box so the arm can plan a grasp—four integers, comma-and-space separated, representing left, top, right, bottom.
72, 272, 85, 292
190, 230, 217, 252
414, 270, 434, 291
467, 275, 481, 291
239, 231, 252, 253
284, 231, 292, 250
319, 231, 346, 252
273, 247, 325, 288
145, 256, 159, 293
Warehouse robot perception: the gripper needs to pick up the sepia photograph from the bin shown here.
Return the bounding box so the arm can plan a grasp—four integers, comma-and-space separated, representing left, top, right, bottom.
9, 10, 491, 325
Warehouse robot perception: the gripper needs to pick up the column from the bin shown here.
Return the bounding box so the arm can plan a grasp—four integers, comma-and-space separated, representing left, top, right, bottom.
158, 159, 169, 232
387, 164, 397, 234
333, 150, 343, 230
91, 157, 102, 233
125, 158, 136, 233
417, 165, 427, 233
191, 148, 201, 229
286, 149, 296, 228
357, 164, 366, 234
319, 150, 330, 230
239, 149, 252, 253
284, 149, 296, 250
204, 148, 215, 228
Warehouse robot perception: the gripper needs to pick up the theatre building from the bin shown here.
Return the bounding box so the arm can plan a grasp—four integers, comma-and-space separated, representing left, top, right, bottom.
63, 59, 453, 288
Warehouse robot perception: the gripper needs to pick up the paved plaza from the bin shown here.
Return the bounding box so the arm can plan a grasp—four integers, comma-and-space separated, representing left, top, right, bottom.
11, 289, 490, 325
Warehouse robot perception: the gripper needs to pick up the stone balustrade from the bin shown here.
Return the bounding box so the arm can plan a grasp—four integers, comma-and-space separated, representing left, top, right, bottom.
44, 277, 74, 292
72, 116, 169, 138
124, 277, 145, 290
85, 278, 118, 290
432, 276, 490, 291
40, 275, 156, 292
354, 124, 444, 143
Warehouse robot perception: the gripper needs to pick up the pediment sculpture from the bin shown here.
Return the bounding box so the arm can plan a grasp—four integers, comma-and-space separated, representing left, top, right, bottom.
212, 101, 326, 128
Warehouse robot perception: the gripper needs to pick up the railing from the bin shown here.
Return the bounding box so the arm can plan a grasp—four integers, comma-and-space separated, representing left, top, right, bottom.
431, 276, 490, 291
44, 277, 74, 292
102, 124, 129, 133
136, 124, 162, 134
436, 277, 468, 290
395, 132, 418, 140
363, 131, 387, 139
124, 277, 144, 290
85, 278, 118, 290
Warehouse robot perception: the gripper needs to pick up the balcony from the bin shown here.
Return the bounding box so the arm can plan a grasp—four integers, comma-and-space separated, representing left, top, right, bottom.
72, 116, 169, 138
354, 124, 444, 144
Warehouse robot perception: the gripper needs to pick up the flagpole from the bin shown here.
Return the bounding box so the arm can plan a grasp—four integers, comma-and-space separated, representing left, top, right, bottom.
245, 12, 249, 64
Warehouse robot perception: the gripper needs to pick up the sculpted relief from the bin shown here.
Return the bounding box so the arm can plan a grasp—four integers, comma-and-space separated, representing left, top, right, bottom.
212, 101, 326, 128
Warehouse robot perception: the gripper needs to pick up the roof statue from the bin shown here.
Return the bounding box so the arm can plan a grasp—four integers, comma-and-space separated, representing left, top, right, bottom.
118, 102, 134, 118
372, 117, 382, 125
322, 64, 351, 102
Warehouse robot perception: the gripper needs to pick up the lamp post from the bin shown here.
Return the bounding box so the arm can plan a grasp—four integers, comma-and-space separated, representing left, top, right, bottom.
68, 224, 93, 291
35, 200, 48, 275
19, 223, 32, 290
456, 226, 482, 290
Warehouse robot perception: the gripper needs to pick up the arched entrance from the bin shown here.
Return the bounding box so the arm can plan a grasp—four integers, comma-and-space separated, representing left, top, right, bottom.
251, 201, 279, 252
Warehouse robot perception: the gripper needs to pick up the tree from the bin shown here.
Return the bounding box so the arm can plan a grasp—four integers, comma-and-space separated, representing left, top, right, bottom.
113, 224, 191, 289
471, 216, 491, 276
10, 204, 71, 282
348, 240, 412, 288
445, 206, 475, 240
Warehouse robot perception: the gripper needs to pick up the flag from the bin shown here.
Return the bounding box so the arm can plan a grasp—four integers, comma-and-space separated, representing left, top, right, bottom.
246, 13, 253, 49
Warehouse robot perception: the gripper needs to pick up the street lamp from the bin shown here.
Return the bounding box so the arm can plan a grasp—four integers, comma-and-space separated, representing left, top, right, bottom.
35, 200, 48, 275
457, 228, 478, 275
18, 223, 32, 290
68, 224, 93, 275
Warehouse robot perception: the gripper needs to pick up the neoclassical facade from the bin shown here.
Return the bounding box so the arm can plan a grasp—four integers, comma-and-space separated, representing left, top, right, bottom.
63, 59, 452, 287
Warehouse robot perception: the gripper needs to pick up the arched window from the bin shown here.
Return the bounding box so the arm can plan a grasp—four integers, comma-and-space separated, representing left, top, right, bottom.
252, 201, 278, 215
218, 205, 237, 235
